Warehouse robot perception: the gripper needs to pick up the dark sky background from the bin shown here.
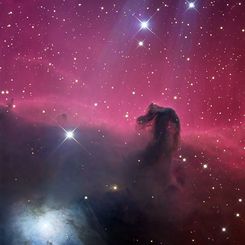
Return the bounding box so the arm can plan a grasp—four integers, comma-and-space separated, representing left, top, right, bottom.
0, 0, 244, 245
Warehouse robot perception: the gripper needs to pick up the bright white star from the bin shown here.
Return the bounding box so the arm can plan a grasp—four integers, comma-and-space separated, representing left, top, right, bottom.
135, 16, 157, 36
188, 2, 195, 9
66, 130, 75, 139
141, 21, 149, 29
138, 41, 144, 46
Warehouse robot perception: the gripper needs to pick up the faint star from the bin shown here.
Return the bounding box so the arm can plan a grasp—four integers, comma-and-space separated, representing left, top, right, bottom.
111, 184, 118, 191
222, 227, 226, 232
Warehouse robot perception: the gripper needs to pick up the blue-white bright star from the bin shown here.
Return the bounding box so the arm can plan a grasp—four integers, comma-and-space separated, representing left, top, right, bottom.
188, 2, 196, 9
140, 21, 149, 30
65, 130, 75, 140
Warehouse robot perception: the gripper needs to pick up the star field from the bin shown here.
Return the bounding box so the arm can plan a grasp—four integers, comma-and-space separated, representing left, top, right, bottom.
0, 1, 244, 245
0, 0, 244, 129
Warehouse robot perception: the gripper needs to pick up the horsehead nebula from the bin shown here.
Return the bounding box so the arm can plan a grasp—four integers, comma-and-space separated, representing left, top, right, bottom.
0, 0, 244, 244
